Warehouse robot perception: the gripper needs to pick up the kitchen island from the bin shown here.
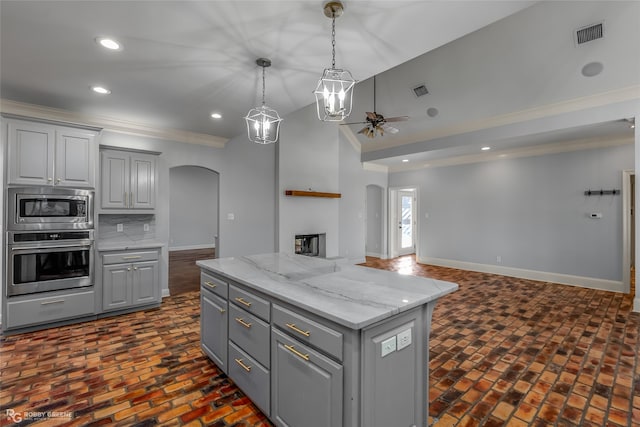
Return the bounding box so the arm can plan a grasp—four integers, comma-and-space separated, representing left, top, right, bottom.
197, 253, 457, 427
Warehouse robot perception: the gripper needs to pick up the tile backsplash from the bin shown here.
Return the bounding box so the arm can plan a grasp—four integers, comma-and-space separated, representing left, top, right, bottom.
98, 214, 156, 243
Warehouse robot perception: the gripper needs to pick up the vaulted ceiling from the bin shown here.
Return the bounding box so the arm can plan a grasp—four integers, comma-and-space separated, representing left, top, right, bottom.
1, 1, 638, 170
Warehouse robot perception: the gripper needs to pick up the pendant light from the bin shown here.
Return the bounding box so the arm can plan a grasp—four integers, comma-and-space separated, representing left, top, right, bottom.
314, 1, 355, 122
245, 58, 282, 144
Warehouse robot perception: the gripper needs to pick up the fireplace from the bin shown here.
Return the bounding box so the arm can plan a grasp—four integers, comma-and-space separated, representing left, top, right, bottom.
294, 233, 326, 257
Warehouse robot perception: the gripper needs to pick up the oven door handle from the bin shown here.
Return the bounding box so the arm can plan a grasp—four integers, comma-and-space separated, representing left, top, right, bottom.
10, 243, 93, 252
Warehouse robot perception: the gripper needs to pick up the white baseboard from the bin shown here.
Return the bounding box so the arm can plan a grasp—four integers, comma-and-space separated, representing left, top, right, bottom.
162, 288, 170, 298
419, 256, 624, 293
365, 252, 388, 259
634, 297, 640, 313
169, 244, 215, 252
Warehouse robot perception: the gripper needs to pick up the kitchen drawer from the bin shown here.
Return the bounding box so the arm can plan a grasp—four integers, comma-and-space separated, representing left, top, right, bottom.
229, 285, 270, 322
102, 250, 158, 265
229, 341, 270, 416
273, 304, 343, 362
229, 303, 270, 367
6, 290, 95, 329
201, 271, 228, 299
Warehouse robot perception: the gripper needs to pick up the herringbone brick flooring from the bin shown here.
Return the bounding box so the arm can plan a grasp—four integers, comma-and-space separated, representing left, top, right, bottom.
0, 255, 638, 426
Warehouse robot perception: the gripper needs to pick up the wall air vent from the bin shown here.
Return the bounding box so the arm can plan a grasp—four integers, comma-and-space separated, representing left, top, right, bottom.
412, 84, 429, 98
574, 22, 604, 46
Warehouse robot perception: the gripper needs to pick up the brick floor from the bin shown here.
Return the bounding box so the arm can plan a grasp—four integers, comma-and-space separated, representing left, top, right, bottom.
0, 255, 638, 426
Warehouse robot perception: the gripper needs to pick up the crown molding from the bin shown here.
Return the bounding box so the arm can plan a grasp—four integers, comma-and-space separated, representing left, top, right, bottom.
362, 85, 640, 153
386, 134, 633, 172
0, 99, 229, 148
362, 162, 389, 173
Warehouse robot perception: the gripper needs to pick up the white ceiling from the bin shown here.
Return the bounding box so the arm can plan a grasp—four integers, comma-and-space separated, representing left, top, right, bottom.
1, 1, 638, 170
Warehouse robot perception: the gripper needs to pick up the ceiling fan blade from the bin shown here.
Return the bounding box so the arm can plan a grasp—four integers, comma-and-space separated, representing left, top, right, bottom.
384, 116, 409, 123
341, 121, 369, 125
381, 124, 399, 134
357, 127, 368, 134
366, 112, 378, 120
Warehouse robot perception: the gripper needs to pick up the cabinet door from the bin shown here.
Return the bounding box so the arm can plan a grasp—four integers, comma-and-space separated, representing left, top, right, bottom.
131, 260, 160, 305
130, 153, 156, 209
271, 329, 343, 427
103, 264, 131, 311
201, 288, 228, 373
55, 128, 96, 188
7, 121, 55, 186
100, 150, 130, 209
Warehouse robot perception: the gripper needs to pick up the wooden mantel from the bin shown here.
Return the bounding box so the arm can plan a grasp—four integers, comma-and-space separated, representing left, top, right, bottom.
284, 190, 341, 198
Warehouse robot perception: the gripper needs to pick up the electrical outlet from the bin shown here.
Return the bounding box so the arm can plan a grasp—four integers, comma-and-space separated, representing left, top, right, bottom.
143, 224, 150, 232
496, 255, 502, 263
397, 328, 412, 351
117, 224, 123, 232
381, 336, 396, 357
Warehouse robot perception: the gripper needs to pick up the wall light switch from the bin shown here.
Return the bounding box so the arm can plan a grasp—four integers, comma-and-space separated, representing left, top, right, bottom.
397, 328, 412, 351
381, 336, 397, 357
117, 224, 123, 232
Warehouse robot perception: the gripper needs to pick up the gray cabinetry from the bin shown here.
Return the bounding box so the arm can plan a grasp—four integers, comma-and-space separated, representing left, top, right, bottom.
100, 148, 156, 211
6, 118, 97, 188
271, 328, 343, 427
5, 289, 95, 329
101, 249, 160, 311
201, 273, 228, 373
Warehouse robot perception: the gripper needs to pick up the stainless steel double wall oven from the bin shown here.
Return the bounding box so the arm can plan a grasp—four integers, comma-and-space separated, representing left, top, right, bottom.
6, 187, 94, 296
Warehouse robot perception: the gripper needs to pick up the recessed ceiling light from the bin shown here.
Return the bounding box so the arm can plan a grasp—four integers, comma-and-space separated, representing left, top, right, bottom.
426, 107, 439, 118
96, 37, 121, 51
481, 146, 491, 151
91, 86, 111, 95
581, 61, 603, 77
210, 113, 222, 119
402, 159, 409, 163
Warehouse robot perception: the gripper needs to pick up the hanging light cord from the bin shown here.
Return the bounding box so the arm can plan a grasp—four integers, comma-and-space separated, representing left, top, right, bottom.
261, 65, 266, 106
331, 13, 336, 69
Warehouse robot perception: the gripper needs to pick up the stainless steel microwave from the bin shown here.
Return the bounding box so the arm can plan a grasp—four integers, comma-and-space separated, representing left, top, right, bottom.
7, 187, 94, 231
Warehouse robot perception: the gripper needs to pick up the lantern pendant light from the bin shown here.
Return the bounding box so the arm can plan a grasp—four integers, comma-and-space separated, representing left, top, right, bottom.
245, 58, 282, 144
314, 1, 355, 122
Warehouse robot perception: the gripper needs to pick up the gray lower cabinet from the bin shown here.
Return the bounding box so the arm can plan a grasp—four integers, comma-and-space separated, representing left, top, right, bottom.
5, 289, 95, 329
271, 328, 343, 427
201, 285, 228, 373
101, 249, 160, 311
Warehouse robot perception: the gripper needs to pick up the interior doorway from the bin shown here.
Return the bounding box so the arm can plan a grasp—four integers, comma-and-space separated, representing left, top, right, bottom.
389, 187, 417, 258
623, 170, 635, 296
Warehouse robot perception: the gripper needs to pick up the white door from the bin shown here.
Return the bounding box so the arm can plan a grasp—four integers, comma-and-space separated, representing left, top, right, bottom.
397, 190, 416, 256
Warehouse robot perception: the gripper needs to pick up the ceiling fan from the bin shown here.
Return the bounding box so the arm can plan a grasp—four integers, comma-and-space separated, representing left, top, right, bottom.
342, 75, 409, 138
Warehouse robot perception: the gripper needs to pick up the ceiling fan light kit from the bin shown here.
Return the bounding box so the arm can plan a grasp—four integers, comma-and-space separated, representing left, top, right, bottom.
314, 1, 356, 122
245, 58, 282, 144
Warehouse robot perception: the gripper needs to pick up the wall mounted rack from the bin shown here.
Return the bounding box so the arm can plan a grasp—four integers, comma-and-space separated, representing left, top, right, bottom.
285, 190, 341, 198
584, 189, 619, 196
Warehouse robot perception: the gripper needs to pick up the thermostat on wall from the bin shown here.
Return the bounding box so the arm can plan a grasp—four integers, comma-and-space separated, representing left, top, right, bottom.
589, 213, 603, 219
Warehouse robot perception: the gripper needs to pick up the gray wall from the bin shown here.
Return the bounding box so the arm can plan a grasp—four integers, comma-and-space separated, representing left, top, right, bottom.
169, 166, 218, 250
390, 144, 633, 282
366, 185, 384, 257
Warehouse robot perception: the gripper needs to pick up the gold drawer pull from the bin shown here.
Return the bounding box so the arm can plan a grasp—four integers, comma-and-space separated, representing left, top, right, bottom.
235, 358, 252, 372
286, 323, 311, 337
234, 297, 252, 308
235, 317, 252, 328
284, 344, 309, 361
204, 281, 217, 289
219, 308, 226, 314
122, 255, 142, 260
41, 300, 65, 305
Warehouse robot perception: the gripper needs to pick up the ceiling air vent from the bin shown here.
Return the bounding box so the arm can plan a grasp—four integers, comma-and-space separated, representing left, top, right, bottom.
412, 84, 429, 98
574, 22, 604, 46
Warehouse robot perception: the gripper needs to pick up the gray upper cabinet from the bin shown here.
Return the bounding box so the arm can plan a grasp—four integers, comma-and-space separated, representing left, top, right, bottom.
6, 119, 97, 188
100, 149, 157, 211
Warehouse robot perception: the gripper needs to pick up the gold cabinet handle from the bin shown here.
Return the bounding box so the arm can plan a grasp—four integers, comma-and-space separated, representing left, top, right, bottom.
218, 308, 226, 314
124, 192, 127, 207
284, 344, 309, 361
204, 281, 217, 289
47, 177, 53, 182
234, 358, 252, 372
130, 192, 133, 206
235, 317, 252, 329
122, 256, 142, 260
234, 297, 252, 308
41, 299, 65, 305
286, 323, 311, 337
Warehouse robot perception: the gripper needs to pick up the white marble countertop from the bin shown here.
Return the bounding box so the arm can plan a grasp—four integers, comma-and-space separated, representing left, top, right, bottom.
97, 241, 165, 252
197, 253, 458, 330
